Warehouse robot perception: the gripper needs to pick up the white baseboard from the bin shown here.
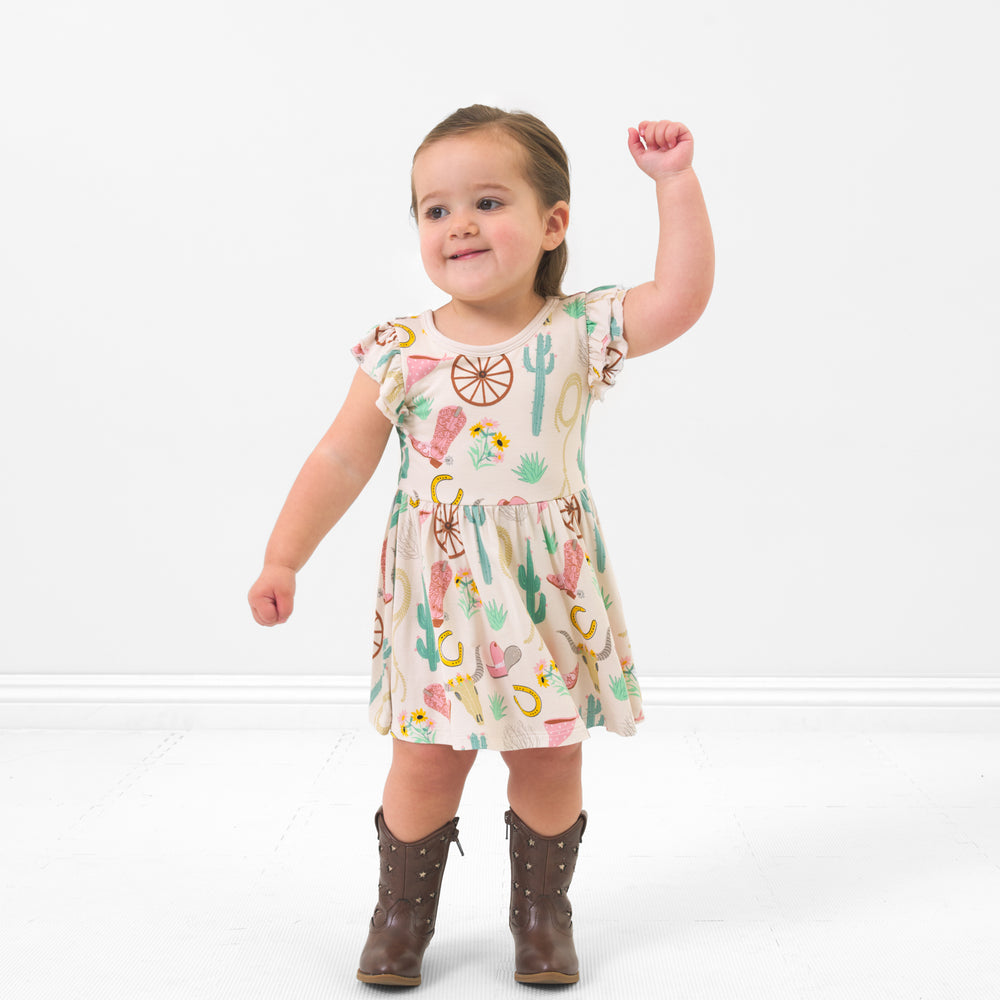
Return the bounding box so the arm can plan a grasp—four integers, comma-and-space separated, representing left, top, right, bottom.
1, 674, 999, 731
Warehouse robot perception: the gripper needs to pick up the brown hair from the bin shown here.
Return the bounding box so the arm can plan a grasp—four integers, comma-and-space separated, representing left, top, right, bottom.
411, 104, 570, 298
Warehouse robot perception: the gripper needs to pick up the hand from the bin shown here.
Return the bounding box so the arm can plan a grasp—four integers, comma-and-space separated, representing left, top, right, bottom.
248, 565, 296, 626
627, 120, 694, 180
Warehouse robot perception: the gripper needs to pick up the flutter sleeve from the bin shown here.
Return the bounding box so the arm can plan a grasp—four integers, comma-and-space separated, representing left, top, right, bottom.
584, 285, 629, 400
350, 322, 407, 425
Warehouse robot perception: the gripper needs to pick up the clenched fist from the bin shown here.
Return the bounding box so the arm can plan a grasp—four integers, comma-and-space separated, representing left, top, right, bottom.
627, 120, 694, 179
248, 565, 296, 626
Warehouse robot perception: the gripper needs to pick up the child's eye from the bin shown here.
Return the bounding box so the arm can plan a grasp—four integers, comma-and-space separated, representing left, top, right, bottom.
425, 206, 448, 221
478, 198, 502, 211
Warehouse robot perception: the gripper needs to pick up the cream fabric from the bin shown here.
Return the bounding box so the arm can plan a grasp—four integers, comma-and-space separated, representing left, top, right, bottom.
352, 286, 643, 750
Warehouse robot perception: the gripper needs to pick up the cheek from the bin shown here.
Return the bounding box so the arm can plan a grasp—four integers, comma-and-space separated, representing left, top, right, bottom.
418, 230, 440, 269
489, 221, 528, 255
498, 216, 544, 256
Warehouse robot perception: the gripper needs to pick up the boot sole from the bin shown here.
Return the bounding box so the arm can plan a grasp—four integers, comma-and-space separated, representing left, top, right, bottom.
356, 969, 421, 986
514, 970, 580, 984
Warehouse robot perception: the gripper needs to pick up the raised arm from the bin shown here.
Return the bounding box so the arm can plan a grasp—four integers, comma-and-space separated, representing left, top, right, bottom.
621, 120, 715, 358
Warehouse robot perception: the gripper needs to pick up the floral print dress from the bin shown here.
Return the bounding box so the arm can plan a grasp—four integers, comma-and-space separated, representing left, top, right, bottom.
352, 286, 644, 751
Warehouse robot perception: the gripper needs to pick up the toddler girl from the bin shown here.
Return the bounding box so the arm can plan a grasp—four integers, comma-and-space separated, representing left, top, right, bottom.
248, 104, 714, 986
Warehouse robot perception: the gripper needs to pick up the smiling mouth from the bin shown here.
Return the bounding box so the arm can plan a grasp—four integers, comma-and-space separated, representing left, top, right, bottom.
449, 250, 487, 260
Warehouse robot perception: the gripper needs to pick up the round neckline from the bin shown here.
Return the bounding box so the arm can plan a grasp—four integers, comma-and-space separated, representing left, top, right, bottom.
422, 297, 558, 355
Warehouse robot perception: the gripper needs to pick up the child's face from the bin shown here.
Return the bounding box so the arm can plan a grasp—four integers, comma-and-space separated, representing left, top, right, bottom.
412, 132, 567, 311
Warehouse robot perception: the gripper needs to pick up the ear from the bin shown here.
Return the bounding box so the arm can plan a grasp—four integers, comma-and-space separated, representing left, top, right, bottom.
542, 201, 569, 251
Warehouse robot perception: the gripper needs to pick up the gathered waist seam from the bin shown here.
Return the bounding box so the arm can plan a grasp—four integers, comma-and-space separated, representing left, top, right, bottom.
396, 485, 591, 511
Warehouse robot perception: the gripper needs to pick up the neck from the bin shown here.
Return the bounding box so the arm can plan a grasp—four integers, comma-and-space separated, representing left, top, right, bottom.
434, 290, 547, 343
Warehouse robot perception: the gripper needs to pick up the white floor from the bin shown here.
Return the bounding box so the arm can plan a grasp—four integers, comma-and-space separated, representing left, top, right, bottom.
3, 720, 1000, 1000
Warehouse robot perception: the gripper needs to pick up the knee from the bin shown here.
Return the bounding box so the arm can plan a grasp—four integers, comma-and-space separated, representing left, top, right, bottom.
393, 740, 478, 787
501, 742, 582, 777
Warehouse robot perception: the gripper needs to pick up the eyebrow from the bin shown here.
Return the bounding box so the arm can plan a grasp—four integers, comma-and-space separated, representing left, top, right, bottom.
417, 183, 514, 209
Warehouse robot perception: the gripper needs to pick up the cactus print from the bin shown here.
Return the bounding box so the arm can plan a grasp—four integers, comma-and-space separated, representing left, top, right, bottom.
352, 287, 642, 750
523, 330, 555, 435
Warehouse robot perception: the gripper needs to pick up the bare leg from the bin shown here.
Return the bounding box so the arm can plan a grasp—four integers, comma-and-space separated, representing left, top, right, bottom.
381, 738, 478, 842
500, 743, 583, 835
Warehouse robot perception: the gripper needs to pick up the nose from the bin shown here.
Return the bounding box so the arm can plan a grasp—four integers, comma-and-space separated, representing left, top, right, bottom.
448, 211, 478, 238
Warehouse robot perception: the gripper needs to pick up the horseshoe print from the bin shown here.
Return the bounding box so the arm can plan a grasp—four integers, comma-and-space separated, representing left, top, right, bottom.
512, 684, 542, 718
570, 605, 597, 640
394, 323, 416, 348
438, 630, 465, 667
431, 473, 464, 506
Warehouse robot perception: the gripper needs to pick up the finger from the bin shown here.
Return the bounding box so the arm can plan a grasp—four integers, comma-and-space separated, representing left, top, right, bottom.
667, 121, 689, 148
250, 595, 279, 626
663, 121, 690, 150
273, 587, 294, 624
627, 126, 645, 160
651, 120, 675, 150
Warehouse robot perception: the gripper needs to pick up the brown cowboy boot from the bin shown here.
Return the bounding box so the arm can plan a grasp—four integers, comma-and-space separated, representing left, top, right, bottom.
505, 807, 588, 984
356, 806, 463, 986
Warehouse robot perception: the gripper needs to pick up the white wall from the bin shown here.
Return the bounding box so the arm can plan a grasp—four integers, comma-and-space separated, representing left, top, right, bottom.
1, 0, 996, 678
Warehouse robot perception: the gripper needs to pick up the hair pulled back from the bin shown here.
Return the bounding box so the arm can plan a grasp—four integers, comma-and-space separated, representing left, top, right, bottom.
411, 104, 570, 299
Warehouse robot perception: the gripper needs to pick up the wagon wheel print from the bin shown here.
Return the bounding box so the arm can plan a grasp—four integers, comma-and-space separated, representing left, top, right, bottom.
450, 354, 514, 406
432, 504, 465, 559
372, 610, 384, 658
601, 346, 624, 384
557, 495, 584, 538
